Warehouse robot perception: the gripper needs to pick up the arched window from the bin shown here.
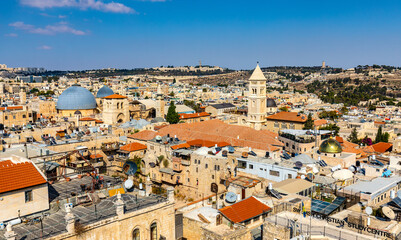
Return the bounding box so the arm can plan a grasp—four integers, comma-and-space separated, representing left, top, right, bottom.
133, 228, 140, 240
121, 102, 124, 109
117, 102, 120, 109
150, 222, 157, 240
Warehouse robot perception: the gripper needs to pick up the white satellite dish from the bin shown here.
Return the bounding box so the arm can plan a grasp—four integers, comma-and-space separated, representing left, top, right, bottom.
124, 179, 134, 189
365, 206, 373, 215
382, 206, 396, 220
301, 175, 306, 180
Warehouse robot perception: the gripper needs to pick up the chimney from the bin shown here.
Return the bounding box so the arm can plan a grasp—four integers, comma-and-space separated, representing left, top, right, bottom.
115, 192, 125, 217
145, 176, 152, 196
4, 224, 16, 240
167, 186, 175, 203
65, 207, 76, 234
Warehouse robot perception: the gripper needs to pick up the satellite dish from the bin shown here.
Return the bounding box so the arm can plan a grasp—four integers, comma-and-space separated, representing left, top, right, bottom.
295, 161, 303, 168
382, 206, 395, 220
365, 207, 373, 215
312, 167, 319, 174
301, 175, 306, 180
225, 192, 237, 203
307, 173, 314, 181
349, 165, 356, 173
122, 162, 137, 176
124, 179, 134, 189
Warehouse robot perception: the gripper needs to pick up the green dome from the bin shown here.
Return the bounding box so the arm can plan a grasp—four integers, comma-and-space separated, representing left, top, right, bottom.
319, 137, 342, 154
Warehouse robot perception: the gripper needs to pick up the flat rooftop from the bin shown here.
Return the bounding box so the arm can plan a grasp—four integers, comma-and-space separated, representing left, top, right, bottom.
0, 194, 167, 240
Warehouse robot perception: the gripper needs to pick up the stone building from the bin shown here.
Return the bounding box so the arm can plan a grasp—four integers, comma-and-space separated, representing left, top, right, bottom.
247, 64, 267, 130
102, 93, 130, 125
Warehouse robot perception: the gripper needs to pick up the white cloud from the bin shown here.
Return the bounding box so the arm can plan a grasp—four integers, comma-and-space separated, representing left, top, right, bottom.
20, 0, 135, 14
10, 21, 86, 35
38, 45, 52, 50
5, 33, 18, 37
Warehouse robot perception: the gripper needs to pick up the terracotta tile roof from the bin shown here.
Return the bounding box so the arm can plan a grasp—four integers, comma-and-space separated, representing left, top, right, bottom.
127, 130, 158, 141
154, 124, 168, 131
120, 142, 147, 152
374, 121, 386, 125
372, 142, 393, 153
0, 160, 47, 194
266, 112, 307, 123
102, 94, 127, 99
314, 119, 327, 127
156, 119, 283, 151
90, 154, 103, 159
0, 106, 23, 111
179, 112, 210, 119
219, 197, 271, 223
171, 143, 191, 150
186, 139, 230, 148
79, 117, 96, 121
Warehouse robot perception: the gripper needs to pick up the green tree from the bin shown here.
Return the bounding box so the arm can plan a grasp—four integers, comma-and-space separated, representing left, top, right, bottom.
166, 101, 180, 124
279, 106, 289, 112
383, 132, 390, 143
348, 127, 359, 144
375, 126, 383, 143
303, 113, 314, 130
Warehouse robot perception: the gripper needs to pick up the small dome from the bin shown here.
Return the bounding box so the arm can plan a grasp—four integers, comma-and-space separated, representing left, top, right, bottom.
96, 85, 114, 98
266, 98, 277, 107
57, 84, 97, 110
319, 137, 342, 153
332, 169, 353, 180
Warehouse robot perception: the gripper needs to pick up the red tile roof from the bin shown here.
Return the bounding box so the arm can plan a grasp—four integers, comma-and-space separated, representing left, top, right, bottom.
171, 143, 191, 150
127, 130, 158, 141
266, 112, 307, 123
186, 139, 229, 148
0, 160, 47, 194
102, 94, 127, 99
0, 106, 23, 111
314, 119, 327, 127
156, 119, 283, 152
179, 112, 210, 119
372, 142, 393, 153
120, 142, 147, 152
90, 154, 103, 159
219, 197, 271, 223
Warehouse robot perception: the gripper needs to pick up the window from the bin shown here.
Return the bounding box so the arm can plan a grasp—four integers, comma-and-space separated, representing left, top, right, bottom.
269, 170, 280, 177
22, 115, 26, 118
25, 190, 33, 202
212, 175, 214, 179
205, 164, 208, 169
288, 174, 292, 179
4, 116, 7, 120
249, 164, 253, 169
150, 222, 157, 240
133, 229, 140, 240
13, 115, 16, 119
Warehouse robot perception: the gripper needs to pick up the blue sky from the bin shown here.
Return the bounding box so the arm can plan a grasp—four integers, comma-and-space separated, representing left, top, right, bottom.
1, 0, 401, 70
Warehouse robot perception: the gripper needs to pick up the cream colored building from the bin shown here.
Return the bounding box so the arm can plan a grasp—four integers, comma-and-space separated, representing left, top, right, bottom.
102, 93, 130, 125
247, 64, 267, 130
0, 155, 49, 222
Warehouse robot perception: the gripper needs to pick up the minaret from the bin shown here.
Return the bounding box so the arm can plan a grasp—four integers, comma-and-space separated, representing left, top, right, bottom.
155, 83, 165, 118
247, 63, 267, 130
19, 80, 26, 104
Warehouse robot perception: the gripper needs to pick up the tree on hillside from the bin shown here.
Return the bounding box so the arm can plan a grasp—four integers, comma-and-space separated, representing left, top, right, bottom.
303, 113, 314, 130
166, 101, 180, 124
348, 127, 359, 144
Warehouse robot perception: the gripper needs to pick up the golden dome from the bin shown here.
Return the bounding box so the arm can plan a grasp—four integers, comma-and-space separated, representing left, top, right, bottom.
319, 137, 342, 154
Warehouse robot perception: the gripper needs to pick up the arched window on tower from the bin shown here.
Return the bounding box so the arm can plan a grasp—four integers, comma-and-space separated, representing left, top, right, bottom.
133, 228, 140, 240
150, 222, 157, 240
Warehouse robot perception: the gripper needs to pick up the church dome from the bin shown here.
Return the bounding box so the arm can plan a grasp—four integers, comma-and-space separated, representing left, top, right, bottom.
57, 84, 97, 110
319, 137, 342, 154
96, 85, 114, 98
266, 98, 277, 107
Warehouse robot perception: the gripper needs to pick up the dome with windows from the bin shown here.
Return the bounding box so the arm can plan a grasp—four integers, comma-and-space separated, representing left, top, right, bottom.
96, 85, 114, 98
56, 84, 97, 110
319, 137, 342, 154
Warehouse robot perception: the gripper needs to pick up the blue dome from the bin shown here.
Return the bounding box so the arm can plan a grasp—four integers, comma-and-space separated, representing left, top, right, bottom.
96, 85, 114, 98
57, 84, 97, 110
